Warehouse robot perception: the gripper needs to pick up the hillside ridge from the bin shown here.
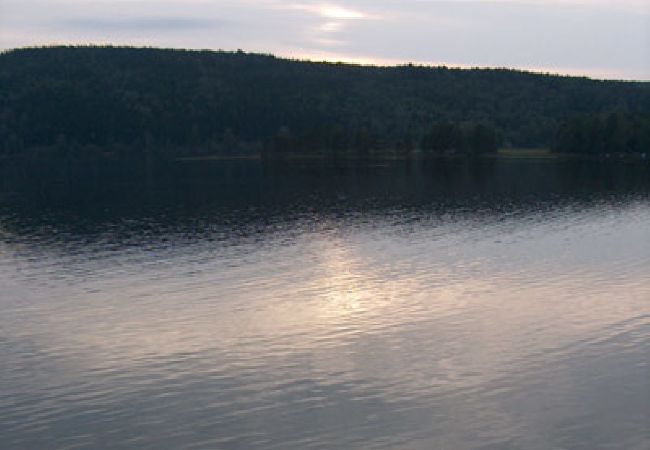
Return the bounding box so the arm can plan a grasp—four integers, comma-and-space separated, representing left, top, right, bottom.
1, 46, 649, 158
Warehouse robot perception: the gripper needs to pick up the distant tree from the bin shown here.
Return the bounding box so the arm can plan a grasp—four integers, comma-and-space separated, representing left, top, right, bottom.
554, 112, 650, 155
467, 124, 497, 154
354, 127, 373, 157
421, 123, 465, 154
221, 128, 238, 155
603, 113, 626, 153
273, 126, 294, 154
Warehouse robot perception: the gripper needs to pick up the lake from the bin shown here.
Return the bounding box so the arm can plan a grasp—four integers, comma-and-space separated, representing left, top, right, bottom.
0, 158, 649, 450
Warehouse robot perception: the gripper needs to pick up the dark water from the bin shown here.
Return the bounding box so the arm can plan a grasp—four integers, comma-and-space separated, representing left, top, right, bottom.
1, 158, 649, 450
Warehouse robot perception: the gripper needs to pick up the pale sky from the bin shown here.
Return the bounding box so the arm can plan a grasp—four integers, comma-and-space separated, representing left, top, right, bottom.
1, 0, 648, 80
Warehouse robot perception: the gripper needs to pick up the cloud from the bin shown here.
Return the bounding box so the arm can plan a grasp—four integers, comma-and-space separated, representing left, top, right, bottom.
319, 21, 344, 33
288, 3, 370, 20
60, 17, 223, 31
272, 3, 381, 52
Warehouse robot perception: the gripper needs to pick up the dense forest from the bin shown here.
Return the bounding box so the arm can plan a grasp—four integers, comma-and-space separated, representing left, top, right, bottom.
1, 46, 649, 159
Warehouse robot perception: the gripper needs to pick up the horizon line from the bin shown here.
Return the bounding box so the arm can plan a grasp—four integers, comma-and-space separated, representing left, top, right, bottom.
3, 43, 648, 83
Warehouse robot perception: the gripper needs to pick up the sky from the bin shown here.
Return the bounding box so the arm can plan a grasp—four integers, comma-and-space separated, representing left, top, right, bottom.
1, 0, 648, 80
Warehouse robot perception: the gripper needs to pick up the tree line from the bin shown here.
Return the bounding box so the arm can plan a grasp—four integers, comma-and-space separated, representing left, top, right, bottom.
1, 46, 649, 159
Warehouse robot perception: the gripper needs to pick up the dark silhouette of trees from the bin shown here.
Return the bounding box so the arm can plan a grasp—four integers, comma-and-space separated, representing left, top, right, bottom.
554, 113, 650, 155
420, 123, 498, 155
1, 46, 648, 159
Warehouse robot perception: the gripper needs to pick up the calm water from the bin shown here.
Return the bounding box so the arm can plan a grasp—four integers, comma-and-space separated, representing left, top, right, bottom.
1, 159, 649, 450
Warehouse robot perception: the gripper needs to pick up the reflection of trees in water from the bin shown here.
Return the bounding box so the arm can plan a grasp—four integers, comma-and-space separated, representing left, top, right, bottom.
0, 159, 648, 242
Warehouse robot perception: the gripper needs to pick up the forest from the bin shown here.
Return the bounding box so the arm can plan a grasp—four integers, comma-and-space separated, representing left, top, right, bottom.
1, 46, 649, 160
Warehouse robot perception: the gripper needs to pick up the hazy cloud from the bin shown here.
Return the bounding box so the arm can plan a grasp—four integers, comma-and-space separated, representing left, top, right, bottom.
286, 4, 371, 19
60, 17, 222, 31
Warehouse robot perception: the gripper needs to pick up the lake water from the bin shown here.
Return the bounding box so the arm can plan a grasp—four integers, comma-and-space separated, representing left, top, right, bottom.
0, 158, 649, 450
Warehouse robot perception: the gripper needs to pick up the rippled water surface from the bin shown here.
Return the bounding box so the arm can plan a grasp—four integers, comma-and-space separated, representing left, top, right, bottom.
1, 159, 649, 450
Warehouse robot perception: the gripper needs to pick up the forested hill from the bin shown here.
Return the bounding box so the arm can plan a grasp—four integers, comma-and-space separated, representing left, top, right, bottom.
1, 46, 649, 159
